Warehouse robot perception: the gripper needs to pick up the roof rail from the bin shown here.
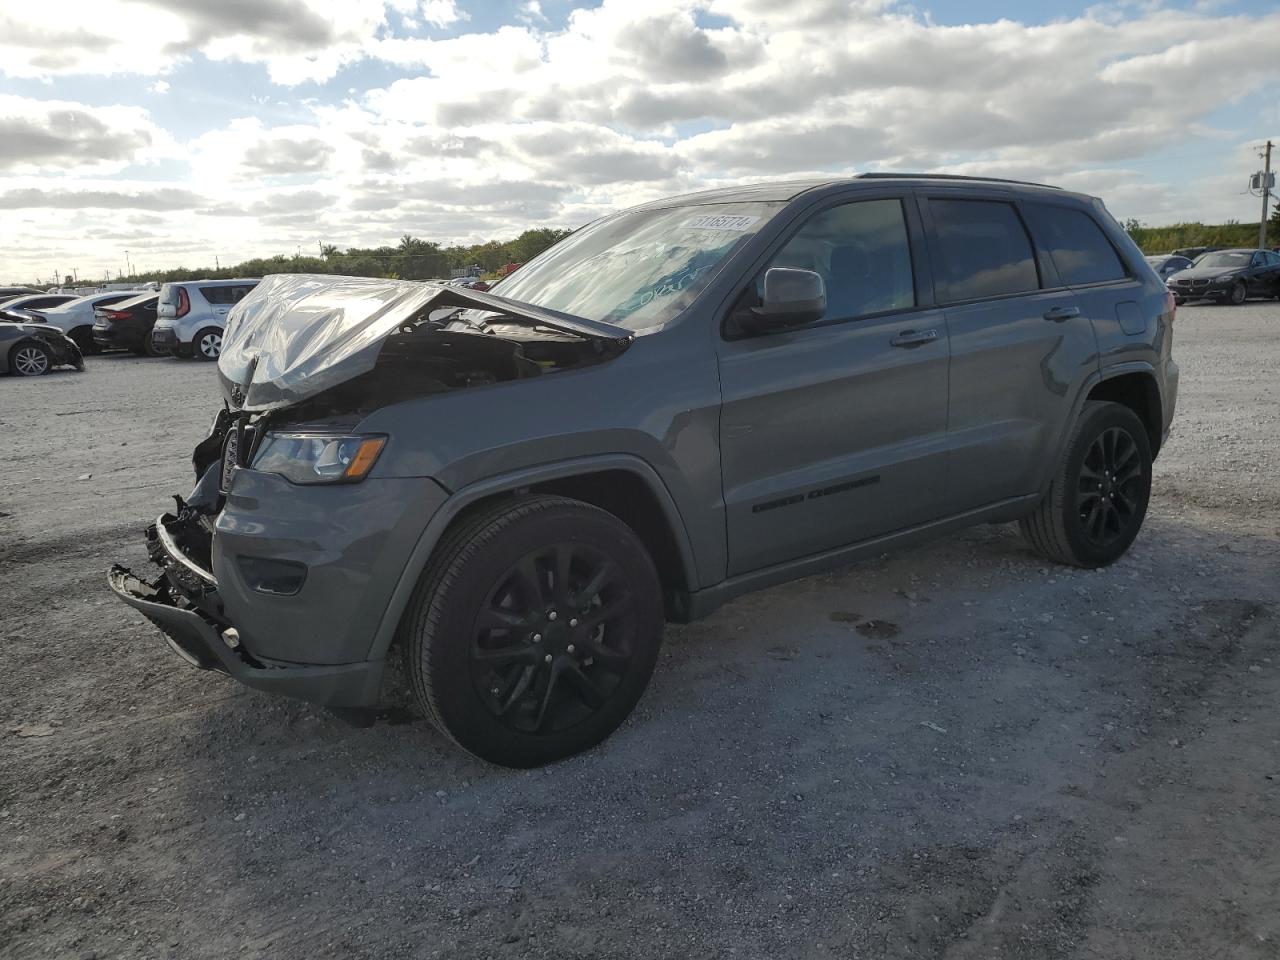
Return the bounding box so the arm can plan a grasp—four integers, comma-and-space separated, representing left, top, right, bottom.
856, 172, 1061, 190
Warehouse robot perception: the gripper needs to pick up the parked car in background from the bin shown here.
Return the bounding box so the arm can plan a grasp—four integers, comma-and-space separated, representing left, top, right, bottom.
1144, 255, 1194, 281
92, 293, 161, 354
1171, 245, 1222, 261
154, 279, 259, 360
0, 286, 41, 305
1166, 248, 1280, 304
26, 291, 147, 353
0, 293, 79, 322
445, 276, 491, 291
111, 174, 1178, 766
0, 319, 83, 376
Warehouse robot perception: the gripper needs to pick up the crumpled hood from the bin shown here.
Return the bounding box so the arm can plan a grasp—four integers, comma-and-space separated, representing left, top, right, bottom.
217, 274, 631, 412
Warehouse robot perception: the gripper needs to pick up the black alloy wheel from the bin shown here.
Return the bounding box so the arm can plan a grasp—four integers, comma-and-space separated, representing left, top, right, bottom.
1228, 280, 1247, 305
1075, 426, 1144, 548
1020, 401, 1152, 567
469, 541, 635, 735
403, 495, 664, 767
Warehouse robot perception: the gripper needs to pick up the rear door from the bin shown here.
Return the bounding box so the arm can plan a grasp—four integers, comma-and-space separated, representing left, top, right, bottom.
717, 191, 950, 575
919, 192, 1098, 512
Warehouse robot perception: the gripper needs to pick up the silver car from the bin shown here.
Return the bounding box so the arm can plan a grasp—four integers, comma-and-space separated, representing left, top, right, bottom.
153, 279, 259, 360
27, 291, 148, 353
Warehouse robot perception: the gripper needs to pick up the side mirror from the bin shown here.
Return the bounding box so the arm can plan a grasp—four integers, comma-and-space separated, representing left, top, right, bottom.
738, 267, 826, 335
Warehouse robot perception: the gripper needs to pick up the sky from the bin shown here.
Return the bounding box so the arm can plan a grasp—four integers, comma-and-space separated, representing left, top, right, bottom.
0, 0, 1277, 284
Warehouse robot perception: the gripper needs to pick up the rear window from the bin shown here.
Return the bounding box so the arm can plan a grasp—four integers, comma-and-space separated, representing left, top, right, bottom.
110, 293, 157, 310
929, 199, 1040, 301
1023, 203, 1128, 286
201, 284, 258, 305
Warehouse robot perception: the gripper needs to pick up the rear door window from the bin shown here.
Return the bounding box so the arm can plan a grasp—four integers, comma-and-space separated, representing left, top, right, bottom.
928, 199, 1040, 302
1022, 204, 1128, 286
201, 285, 241, 305
229, 284, 256, 303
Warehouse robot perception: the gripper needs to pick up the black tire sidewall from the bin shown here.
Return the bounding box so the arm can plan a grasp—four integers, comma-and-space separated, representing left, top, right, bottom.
1230, 281, 1246, 304
418, 502, 664, 767
1059, 404, 1152, 566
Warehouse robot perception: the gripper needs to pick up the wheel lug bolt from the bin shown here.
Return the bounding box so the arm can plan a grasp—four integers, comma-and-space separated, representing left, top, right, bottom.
567, 644, 576, 654
569, 618, 578, 627
544, 654, 553, 663
532, 633, 542, 643
491, 686, 500, 695
548, 611, 558, 621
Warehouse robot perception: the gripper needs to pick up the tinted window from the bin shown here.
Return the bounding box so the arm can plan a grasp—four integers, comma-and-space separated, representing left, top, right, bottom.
765, 198, 914, 321
201, 285, 241, 305
230, 284, 257, 303
1023, 204, 1127, 286
1266, 252, 1280, 266
929, 199, 1039, 301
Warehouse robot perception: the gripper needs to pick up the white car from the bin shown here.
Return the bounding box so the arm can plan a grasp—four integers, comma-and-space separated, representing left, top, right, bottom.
26, 291, 149, 354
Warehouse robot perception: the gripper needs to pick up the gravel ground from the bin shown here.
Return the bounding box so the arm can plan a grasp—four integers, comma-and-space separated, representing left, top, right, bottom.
2, 302, 1279, 960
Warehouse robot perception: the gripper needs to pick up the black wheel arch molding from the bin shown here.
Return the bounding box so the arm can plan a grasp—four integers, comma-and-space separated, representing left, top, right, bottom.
365, 453, 702, 667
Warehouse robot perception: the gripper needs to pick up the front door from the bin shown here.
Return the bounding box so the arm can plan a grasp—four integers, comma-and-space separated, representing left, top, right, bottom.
717, 195, 950, 576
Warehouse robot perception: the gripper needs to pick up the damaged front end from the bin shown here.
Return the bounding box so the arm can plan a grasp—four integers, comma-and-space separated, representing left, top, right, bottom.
108, 274, 631, 710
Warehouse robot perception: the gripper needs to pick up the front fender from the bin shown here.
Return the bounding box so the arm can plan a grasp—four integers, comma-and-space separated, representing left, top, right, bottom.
363, 453, 700, 662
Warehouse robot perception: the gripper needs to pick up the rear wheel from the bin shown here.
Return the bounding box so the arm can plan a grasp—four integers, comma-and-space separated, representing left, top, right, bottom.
402, 495, 664, 767
193, 327, 222, 361
142, 330, 167, 357
1019, 401, 1152, 568
68, 327, 99, 355
10, 341, 51, 376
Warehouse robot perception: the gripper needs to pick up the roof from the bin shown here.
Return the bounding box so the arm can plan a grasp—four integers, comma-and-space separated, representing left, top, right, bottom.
633, 173, 1078, 210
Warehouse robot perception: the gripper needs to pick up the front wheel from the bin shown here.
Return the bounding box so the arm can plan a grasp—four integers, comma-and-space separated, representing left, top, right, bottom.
10, 341, 52, 376
1228, 280, 1247, 305
1019, 401, 1152, 568
402, 495, 664, 767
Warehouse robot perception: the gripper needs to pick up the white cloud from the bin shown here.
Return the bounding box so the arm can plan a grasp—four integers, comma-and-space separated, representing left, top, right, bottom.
1, 0, 1279, 281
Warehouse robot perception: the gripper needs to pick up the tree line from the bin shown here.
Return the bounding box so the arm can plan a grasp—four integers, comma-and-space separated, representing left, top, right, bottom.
113, 227, 574, 285
1122, 217, 1276, 254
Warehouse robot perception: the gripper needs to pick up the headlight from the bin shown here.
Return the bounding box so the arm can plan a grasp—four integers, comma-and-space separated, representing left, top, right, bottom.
252, 432, 387, 484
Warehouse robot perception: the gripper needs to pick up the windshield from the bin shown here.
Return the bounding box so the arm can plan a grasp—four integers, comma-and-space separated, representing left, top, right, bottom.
480, 201, 783, 331
1194, 251, 1250, 268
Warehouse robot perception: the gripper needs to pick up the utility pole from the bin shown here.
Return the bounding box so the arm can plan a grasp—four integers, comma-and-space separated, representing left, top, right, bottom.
1259, 140, 1274, 249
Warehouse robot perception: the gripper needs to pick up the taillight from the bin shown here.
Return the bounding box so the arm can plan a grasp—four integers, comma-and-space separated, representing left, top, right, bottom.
104, 310, 130, 321
176, 287, 190, 319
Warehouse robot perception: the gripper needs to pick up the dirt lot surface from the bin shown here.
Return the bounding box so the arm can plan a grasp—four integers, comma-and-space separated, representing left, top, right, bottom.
3, 302, 1279, 960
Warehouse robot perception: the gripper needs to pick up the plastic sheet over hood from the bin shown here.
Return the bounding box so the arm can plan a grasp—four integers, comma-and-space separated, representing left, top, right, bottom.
217, 274, 631, 412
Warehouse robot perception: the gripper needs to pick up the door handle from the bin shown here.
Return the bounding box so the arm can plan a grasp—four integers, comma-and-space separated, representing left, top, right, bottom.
890, 328, 939, 348
1043, 305, 1081, 322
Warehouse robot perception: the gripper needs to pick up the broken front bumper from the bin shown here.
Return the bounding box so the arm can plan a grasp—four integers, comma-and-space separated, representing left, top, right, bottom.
108, 514, 385, 708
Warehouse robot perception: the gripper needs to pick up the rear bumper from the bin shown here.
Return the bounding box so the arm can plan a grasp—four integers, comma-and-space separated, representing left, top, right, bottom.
150, 326, 178, 351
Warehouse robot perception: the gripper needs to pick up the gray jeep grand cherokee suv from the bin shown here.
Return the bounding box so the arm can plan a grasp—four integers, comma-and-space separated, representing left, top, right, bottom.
110, 174, 1178, 767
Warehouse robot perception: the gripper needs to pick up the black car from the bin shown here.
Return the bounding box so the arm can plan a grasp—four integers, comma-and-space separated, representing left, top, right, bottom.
0, 319, 84, 376
1166, 248, 1280, 305
91, 293, 163, 354
0, 286, 42, 306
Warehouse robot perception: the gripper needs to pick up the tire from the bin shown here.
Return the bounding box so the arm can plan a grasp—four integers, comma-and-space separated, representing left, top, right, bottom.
1019, 401, 1152, 568
142, 330, 167, 357
1173, 296, 1186, 306
69, 327, 99, 355
10, 340, 52, 377
1228, 280, 1247, 305
401, 495, 664, 767
193, 327, 222, 361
